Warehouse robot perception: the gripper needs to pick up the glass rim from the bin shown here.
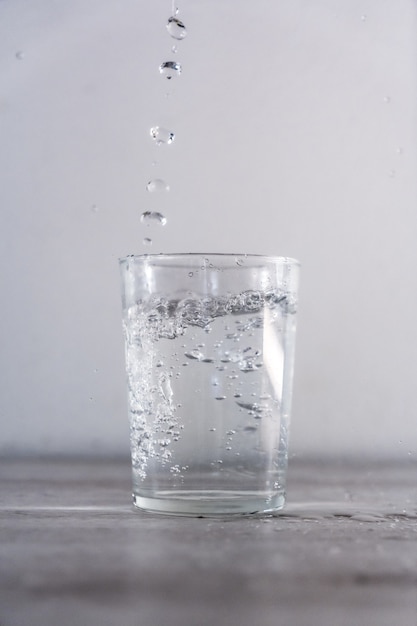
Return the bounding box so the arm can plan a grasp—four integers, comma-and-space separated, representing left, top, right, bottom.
119, 252, 300, 266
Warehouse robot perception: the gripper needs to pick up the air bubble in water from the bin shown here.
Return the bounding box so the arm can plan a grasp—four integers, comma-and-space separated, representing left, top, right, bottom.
146, 179, 170, 193
159, 61, 182, 79
167, 16, 187, 40
184, 349, 204, 361
150, 126, 175, 145
140, 211, 167, 226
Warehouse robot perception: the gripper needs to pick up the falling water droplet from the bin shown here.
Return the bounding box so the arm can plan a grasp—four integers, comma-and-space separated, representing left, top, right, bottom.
167, 16, 187, 40
159, 61, 182, 79
143, 237, 152, 246
15, 51, 24, 60
146, 179, 170, 193
140, 211, 167, 226
150, 126, 175, 145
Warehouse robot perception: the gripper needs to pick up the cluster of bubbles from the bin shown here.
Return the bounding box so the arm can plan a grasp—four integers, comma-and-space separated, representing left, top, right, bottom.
141, 4, 188, 246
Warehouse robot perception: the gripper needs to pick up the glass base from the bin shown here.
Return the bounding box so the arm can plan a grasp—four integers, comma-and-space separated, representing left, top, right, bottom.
132, 490, 286, 517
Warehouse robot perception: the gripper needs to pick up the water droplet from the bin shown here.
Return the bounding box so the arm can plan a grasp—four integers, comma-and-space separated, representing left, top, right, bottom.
159, 61, 182, 79
383, 96, 391, 104
396, 147, 404, 155
146, 178, 170, 193
360, 14, 367, 22
140, 211, 167, 226
143, 237, 152, 246
209, 427, 216, 432
167, 16, 187, 40
90, 204, 99, 213
172, 45, 178, 54
389, 169, 396, 178
188, 271, 193, 277
15, 51, 24, 60
150, 126, 175, 145
215, 396, 226, 400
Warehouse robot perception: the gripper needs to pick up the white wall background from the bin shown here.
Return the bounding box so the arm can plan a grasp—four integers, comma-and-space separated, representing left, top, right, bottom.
0, 0, 416, 458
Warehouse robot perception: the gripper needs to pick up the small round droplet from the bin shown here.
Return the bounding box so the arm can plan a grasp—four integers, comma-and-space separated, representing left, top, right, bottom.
383, 96, 391, 104
166, 16, 187, 40
150, 126, 175, 145
172, 45, 178, 54
143, 237, 152, 246
360, 14, 367, 22
188, 271, 193, 277
146, 178, 170, 193
159, 61, 182, 79
140, 211, 167, 226
15, 51, 24, 60
90, 204, 99, 213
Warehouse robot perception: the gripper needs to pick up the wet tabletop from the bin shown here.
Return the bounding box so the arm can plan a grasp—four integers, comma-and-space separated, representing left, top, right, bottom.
1, 458, 417, 626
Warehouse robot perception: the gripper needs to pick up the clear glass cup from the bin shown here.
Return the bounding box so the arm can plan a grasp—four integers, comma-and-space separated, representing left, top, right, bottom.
119, 253, 299, 516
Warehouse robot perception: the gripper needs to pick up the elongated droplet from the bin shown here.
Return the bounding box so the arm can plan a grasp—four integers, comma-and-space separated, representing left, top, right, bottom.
167, 16, 187, 40
159, 61, 182, 79
140, 211, 167, 226
150, 126, 175, 145
146, 179, 170, 193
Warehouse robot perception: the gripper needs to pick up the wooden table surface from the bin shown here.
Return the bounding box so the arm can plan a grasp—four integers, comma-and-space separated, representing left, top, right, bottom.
1, 457, 417, 626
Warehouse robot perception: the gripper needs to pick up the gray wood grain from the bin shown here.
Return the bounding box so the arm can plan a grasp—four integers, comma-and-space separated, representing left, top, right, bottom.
1, 458, 416, 626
